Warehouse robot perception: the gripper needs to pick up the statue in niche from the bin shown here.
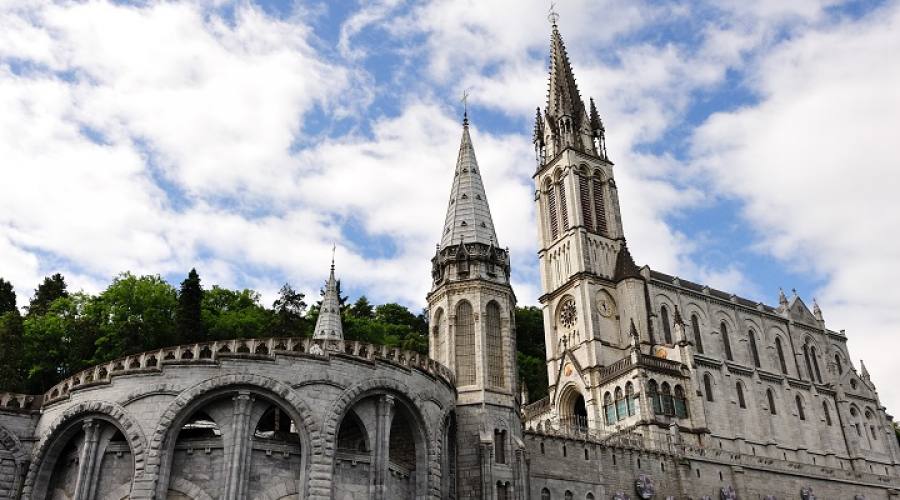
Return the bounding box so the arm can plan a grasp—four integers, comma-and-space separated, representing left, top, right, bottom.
800, 486, 815, 500
634, 473, 655, 499
719, 485, 736, 500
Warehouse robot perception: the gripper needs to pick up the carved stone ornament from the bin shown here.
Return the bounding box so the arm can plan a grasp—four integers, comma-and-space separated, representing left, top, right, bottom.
309, 343, 324, 356
560, 298, 577, 328
719, 485, 736, 500
612, 492, 631, 500
635, 473, 655, 499
800, 486, 815, 500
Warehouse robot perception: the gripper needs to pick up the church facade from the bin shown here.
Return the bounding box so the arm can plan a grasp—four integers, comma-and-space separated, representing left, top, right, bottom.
1, 17, 899, 500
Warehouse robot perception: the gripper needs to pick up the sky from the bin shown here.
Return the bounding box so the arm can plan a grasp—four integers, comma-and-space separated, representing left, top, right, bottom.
1, 0, 899, 413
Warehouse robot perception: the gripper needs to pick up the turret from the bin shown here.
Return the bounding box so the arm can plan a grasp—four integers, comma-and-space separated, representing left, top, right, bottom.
313, 256, 343, 340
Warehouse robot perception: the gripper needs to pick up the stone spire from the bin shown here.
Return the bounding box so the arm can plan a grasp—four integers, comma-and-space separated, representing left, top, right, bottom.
860, 359, 871, 382
813, 298, 824, 322
440, 118, 499, 249
313, 254, 343, 340
542, 19, 594, 157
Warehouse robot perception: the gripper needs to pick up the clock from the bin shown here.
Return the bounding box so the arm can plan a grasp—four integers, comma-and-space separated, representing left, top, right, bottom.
560, 299, 577, 328
598, 295, 614, 318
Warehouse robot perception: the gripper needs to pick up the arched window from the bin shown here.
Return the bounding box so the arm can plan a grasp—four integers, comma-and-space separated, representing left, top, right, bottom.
557, 181, 569, 231
803, 343, 814, 382
796, 395, 805, 420
823, 401, 833, 426
592, 175, 608, 235
455, 301, 476, 385
775, 337, 788, 374
586, 494, 595, 500
691, 314, 704, 353
767, 389, 777, 415
485, 301, 505, 388
721, 322, 733, 360
497, 482, 510, 500
433, 308, 445, 362
674, 385, 688, 418
625, 382, 636, 416
835, 354, 843, 375
810, 346, 822, 383
494, 429, 507, 464
736, 382, 746, 409
748, 330, 760, 368
661, 306, 672, 344
648, 380, 662, 415
614, 387, 626, 421
604, 392, 615, 424
703, 374, 714, 402
565, 491, 573, 500
578, 171, 593, 231
542, 488, 551, 500
661, 382, 675, 416
547, 182, 559, 240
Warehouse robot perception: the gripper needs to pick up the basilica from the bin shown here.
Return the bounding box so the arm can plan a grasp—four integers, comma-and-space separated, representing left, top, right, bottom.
1, 17, 898, 500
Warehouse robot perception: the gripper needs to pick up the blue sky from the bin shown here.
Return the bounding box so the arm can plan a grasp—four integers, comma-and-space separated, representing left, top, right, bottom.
1, 0, 899, 411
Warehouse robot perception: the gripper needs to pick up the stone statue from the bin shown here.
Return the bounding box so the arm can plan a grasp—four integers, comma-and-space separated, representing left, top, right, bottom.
635, 473, 655, 499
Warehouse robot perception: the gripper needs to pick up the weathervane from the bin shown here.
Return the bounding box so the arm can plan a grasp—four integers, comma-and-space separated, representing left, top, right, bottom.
460, 88, 471, 123
548, 1, 559, 26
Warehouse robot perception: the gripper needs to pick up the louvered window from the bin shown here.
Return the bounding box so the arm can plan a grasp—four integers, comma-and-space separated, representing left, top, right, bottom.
557, 182, 569, 231
661, 306, 672, 344
748, 330, 760, 367
486, 301, 505, 389
592, 177, 608, 235
721, 322, 733, 361
578, 174, 592, 231
548, 188, 559, 240
691, 314, 703, 353
776, 338, 788, 374
455, 301, 476, 386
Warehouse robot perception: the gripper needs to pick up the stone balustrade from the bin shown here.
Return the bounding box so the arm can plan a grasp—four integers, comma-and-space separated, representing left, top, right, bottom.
42, 337, 454, 405
0, 392, 40, 412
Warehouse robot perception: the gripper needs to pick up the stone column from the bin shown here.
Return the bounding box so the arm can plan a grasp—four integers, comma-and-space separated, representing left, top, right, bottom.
479, 441, 494, 500
73, 419, 101, 500
372, 394, 395, 500
223, 391, 254, 500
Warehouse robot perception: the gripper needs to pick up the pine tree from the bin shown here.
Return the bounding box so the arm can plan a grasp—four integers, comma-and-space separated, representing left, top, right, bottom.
0, 309, 24, 391
175, 269, 205, 344
349, 296, 374, 319
0, 278, 16, 314
272, 283, 308, 336
27, 273, 68, 316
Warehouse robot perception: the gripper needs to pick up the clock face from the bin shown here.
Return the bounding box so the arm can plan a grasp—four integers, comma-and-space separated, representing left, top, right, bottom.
560, 299, 577, 328
598, 295, 613, 317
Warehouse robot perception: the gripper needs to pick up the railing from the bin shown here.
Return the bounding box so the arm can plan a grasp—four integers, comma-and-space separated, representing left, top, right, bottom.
598, 353, 683, 385
0, 391, 40, 412
42, 337, 455, 405
523, 396, 551, 420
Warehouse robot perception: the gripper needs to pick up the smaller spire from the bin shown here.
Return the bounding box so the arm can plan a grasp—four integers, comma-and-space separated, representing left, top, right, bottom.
589, 98, 602, 132
813, 298, 823, 322
860, 359, 871, 381
533, 107, 545, 145
629, 318, 640, 352
672, 305, 685, 327
614, 242, 641, 281
313, 256, 344, 341
778, 288, 788, 307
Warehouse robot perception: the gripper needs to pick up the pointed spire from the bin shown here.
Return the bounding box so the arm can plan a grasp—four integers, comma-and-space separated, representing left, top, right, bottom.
614, 242, 641, 281
589, 98, 602, 133
440, 119, 499, 249
860, 359, 871, 381
778, 288, 789, 307
672, 305, 685, 327
813, 298, 823, 322
313, 255, 343, 341
543, 18, 593, 156
533, 107, 545, 145
629, 318, 640, 352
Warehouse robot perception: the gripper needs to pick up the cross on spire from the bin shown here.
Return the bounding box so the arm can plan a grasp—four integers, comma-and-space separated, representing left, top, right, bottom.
461, 89, 471, 125
548, 1, 559, 26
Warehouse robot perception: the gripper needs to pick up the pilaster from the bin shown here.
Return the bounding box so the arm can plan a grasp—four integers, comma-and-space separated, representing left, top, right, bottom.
73, 418, 101, 500
223, 391, 253, 500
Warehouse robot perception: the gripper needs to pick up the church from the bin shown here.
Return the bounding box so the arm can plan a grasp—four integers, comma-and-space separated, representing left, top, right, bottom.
1, 16, 898, 500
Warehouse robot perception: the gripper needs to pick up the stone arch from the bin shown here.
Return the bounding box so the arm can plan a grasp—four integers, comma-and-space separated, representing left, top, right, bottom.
146, 373, 321, 499
100, 481, 134, 500
21, 400, 146, 500
252, 479, 299, 500
324, 378, 440, 498
167, 477, 215, 500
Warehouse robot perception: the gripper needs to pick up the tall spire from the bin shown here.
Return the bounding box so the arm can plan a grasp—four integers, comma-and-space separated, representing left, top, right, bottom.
537, 15, 600, 160
439, 118, 499, 249
313, 253, 343, 340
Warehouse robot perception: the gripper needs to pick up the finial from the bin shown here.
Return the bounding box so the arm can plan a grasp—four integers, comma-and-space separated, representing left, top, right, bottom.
548, 1, 559, 27
792, 287, 798, 297
778, 287, 788, 305
460, 89, 471, 126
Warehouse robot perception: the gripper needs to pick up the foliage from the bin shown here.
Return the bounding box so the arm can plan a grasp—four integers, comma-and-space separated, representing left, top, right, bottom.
0, 310, 25, 391
0, 278, 16, 314
515, 306, 548, 401
202, 286, 273, 340
348, 296, 374, 319
175, 268, 205, 343
272, 283, 309, 337
27, 273, 68, 317
92, 273, 178, 361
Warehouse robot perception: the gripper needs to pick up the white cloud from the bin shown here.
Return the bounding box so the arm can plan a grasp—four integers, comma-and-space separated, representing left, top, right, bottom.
691, 2, 900, 412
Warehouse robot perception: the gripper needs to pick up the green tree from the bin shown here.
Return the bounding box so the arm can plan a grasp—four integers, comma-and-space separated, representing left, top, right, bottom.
349, 296, 374, 319
202, 286, 273, 339
272, 284, 309, 336
0, 278, 16, 313
0, 309, 25, 391
27, 273, 68, 316
92, 273, 177, 360
515, 306, 545, 359
175, 268, 205, 343
517, 352, 548, 402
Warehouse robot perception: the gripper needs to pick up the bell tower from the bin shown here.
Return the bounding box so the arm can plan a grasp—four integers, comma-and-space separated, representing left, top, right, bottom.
533, 18, 651, 427
427, 115, 526, 499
